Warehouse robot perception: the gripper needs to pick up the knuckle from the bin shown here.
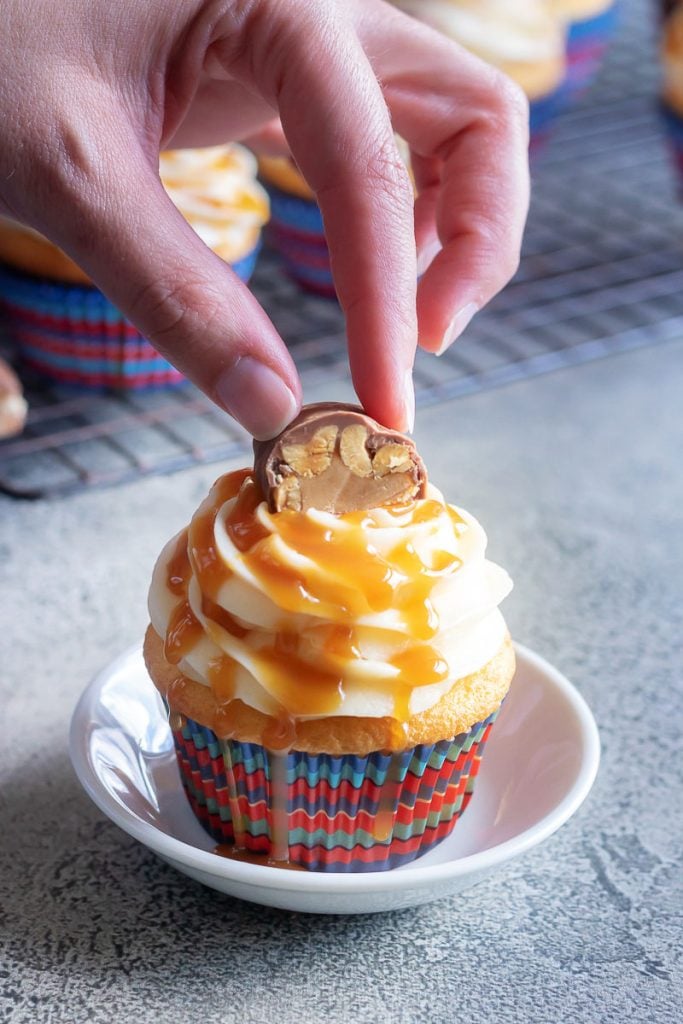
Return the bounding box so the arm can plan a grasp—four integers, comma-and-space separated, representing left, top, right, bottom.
481, 71, 529, 133
460, 213, 521, 284
315, 135, 414, 217
364, 138, 414, 205
217, 0, 336, 96
129, 275, 222, 353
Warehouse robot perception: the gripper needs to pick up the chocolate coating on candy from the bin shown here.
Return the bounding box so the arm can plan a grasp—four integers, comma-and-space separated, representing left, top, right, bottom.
253, 403, 428, 514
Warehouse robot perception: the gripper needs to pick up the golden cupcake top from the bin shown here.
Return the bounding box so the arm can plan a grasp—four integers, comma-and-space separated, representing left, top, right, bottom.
258, 156, 317, 201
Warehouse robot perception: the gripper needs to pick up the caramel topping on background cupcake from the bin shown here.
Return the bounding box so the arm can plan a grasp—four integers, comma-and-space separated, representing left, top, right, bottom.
392, 0, 567, 100
0, 143, 269, 283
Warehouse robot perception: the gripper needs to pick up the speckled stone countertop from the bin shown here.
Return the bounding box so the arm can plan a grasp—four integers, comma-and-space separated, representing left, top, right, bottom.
2, 339, 682, 1024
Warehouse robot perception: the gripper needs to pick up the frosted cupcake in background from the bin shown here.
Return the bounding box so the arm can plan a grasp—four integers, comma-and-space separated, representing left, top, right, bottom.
258, 155, 334, 298
258, 2, 566, 297
258, 138, 412, 299
0, 145, 269, 391
144, 403, 515, 873
545, 1, 618, 100
391, 0, 568, 150
661, 2, 683, 194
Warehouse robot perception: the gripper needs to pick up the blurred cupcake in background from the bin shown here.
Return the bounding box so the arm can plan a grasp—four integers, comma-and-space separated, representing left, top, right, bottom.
259, 138, 412, 299
545, 1, 618, 101
0, 145, 269, 391
258, 156, 334, 298
391, 0, 567, 151
144, 404, 516, 872
661, 2, 683, 193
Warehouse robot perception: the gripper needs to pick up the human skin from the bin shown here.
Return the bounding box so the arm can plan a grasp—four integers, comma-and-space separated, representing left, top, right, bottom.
0, 0, 529, 438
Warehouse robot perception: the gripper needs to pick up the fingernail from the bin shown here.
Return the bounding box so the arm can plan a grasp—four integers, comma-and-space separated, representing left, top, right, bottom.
435, 302, 478, 356
215, 357, 299, 440
416, 239, 441, 277
402, 368, 415, 434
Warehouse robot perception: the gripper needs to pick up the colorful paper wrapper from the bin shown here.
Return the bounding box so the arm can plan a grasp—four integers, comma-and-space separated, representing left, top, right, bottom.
661, 100, 683, 193
563, 3, 618, 100
0, 245, 259, 391
529, 84, 572, 155
263, 183, 336, 298
170, 708, 500, 873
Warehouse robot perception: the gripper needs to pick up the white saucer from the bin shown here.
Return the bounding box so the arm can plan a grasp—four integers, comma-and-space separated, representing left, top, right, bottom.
70, 643, 599, 915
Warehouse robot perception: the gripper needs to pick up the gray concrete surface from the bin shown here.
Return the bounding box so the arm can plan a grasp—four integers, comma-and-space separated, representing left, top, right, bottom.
1, 339, 682, 1023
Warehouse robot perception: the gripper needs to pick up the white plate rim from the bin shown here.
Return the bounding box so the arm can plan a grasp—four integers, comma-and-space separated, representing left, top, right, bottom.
70, 642, 600, 895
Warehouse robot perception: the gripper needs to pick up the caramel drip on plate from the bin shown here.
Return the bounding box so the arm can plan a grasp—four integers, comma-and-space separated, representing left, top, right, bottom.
212, 845, 306, 871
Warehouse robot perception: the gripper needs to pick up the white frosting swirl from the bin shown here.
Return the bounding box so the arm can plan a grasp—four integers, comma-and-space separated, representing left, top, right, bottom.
0, 144, 269, 268
149, 473, 512, 722
393, 0, 565, 65
159, 145, 269, 262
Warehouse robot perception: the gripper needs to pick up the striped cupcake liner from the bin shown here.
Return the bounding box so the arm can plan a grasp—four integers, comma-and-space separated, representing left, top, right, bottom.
564, 3, 618, 100
0, 245, 259, 391
171, 708, 499, 873
263, 183, 336, 298
529, 84, 572, 155
660, 100, 683, 195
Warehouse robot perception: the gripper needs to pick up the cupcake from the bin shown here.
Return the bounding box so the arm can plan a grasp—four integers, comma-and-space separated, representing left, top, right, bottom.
257, 156, 334, 298
661, 3, 683, 194
144, 403, 515, 872
259, 138, 415, 299
0, 145, 269, 391
391, 0, 568, 150
545, 1, 618, 100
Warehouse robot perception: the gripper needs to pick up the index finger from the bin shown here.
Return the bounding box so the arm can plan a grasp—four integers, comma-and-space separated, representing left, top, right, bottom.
214, 1, 418, 432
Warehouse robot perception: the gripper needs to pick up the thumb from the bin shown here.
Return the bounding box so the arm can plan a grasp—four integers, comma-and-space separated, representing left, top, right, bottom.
37, 130, 301, 440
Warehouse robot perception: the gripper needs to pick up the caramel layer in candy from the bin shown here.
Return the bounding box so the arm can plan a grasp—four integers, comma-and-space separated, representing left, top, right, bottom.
253, 403, 427, 514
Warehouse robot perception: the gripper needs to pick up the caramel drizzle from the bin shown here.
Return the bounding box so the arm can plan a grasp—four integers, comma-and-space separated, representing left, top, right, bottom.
212, 845, 306, 871
163, 470, 463, 727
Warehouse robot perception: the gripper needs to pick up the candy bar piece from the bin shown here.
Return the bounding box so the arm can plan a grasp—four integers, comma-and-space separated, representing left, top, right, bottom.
0, 357, 27, 439
253, 403, 427, 514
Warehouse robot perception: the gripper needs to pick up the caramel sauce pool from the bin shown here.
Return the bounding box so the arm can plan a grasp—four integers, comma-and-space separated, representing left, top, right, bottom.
163, 471, 460, 726
212, 845, 306, 870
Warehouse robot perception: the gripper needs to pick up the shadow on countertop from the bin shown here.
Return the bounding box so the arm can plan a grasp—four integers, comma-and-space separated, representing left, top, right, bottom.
1, 747, 680, 1024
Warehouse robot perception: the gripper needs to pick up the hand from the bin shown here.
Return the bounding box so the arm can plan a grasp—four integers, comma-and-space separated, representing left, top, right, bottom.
0, 0, 528, 438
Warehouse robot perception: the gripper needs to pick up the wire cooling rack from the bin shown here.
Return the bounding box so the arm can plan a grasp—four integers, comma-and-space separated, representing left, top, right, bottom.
1, 0, 680, 499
